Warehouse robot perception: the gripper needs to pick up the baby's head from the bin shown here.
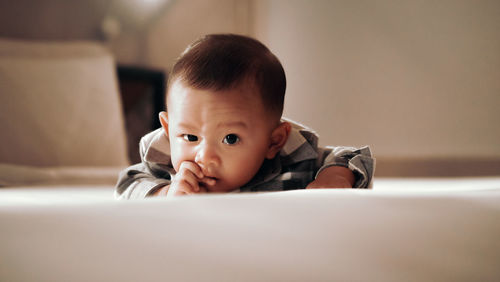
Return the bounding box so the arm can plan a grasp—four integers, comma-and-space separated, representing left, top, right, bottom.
160, 34, 291, 193
169, 33, 286, 121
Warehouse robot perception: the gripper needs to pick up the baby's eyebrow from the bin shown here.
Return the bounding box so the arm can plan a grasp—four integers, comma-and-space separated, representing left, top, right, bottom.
177, 122, 197, 130
217, 121, 248, 129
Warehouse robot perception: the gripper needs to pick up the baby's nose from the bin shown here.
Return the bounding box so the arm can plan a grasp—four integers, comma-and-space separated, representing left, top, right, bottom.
194, 143, 221, 169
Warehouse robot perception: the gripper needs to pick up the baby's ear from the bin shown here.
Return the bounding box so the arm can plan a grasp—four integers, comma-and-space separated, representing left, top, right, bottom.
159, 111, 169, 136
266, 121, 291, 159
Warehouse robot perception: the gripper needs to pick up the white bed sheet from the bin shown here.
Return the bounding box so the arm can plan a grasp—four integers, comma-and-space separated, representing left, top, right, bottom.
1, 177, 500, 282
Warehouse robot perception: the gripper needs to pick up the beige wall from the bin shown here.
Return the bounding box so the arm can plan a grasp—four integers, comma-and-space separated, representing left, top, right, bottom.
252, 0, 500, 163
144, 0, 253, 71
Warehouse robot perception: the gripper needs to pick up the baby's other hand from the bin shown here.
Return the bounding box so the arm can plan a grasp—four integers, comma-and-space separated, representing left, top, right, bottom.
306, 166, 355, 189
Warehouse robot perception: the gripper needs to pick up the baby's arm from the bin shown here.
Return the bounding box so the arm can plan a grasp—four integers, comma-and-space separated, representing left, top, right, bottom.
115, 163, 171, 199
115, 128, 173, 199
312, 146, 375, 189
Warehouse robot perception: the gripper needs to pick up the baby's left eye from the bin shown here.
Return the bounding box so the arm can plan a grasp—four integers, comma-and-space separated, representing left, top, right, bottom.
223, 134, 240, 145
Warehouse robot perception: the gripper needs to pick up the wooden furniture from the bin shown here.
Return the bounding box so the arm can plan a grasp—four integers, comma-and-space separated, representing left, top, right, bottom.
116, 65, 166, 163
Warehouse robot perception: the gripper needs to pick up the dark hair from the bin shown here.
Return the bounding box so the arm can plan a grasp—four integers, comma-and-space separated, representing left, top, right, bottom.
168, 34, 286, 118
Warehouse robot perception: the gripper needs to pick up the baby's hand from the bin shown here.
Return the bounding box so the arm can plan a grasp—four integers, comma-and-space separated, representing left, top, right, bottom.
306, 166, 355, 189
167, 161, 206, 196
165, 161, 215, 197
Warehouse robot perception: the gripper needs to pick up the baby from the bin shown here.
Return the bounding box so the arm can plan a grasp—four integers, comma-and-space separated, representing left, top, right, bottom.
116, 34, 374, 199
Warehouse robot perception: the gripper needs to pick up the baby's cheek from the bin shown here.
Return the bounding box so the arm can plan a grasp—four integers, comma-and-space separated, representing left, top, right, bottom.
169, 147, 186, 172
229, 156, 264, 184
171, 159, 181, 173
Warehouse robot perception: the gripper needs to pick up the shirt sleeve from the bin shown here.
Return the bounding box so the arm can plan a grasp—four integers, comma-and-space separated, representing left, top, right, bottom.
115, 163, 171, 199
114, 129, 172, 200
316, 146, 375, 188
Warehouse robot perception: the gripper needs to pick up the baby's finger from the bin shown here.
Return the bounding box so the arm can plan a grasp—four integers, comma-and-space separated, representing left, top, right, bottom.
178, 161, 204, 192
168, 179, 197, 196
179, 161, 204, 179
175, 170, 201, 193
200, 177, 216, 187
167, 184, 189, 197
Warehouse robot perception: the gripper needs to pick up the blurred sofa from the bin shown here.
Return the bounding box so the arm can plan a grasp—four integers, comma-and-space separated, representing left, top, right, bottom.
0, 38, 129, 167
0, 38, 139, 186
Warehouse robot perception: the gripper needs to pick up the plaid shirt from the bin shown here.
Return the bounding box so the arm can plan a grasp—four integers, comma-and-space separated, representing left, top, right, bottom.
115, 119, 375, 199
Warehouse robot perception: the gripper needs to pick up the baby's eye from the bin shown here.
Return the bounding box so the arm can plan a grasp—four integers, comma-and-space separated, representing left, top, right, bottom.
223, 134, 240, 145
182, 134, 198, 142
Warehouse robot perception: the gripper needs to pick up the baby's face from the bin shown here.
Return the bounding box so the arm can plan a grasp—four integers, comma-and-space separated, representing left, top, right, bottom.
165, 80, 276, 193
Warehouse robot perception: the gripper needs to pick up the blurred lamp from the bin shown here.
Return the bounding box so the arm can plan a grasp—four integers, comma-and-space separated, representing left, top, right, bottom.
101, 0, 171, 40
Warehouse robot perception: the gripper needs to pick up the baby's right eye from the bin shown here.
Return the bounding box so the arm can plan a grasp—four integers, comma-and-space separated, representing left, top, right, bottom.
182, 134, 198, 142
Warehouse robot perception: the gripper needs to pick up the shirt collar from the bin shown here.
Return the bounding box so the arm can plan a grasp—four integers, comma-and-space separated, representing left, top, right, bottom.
143, 128, 172, 165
